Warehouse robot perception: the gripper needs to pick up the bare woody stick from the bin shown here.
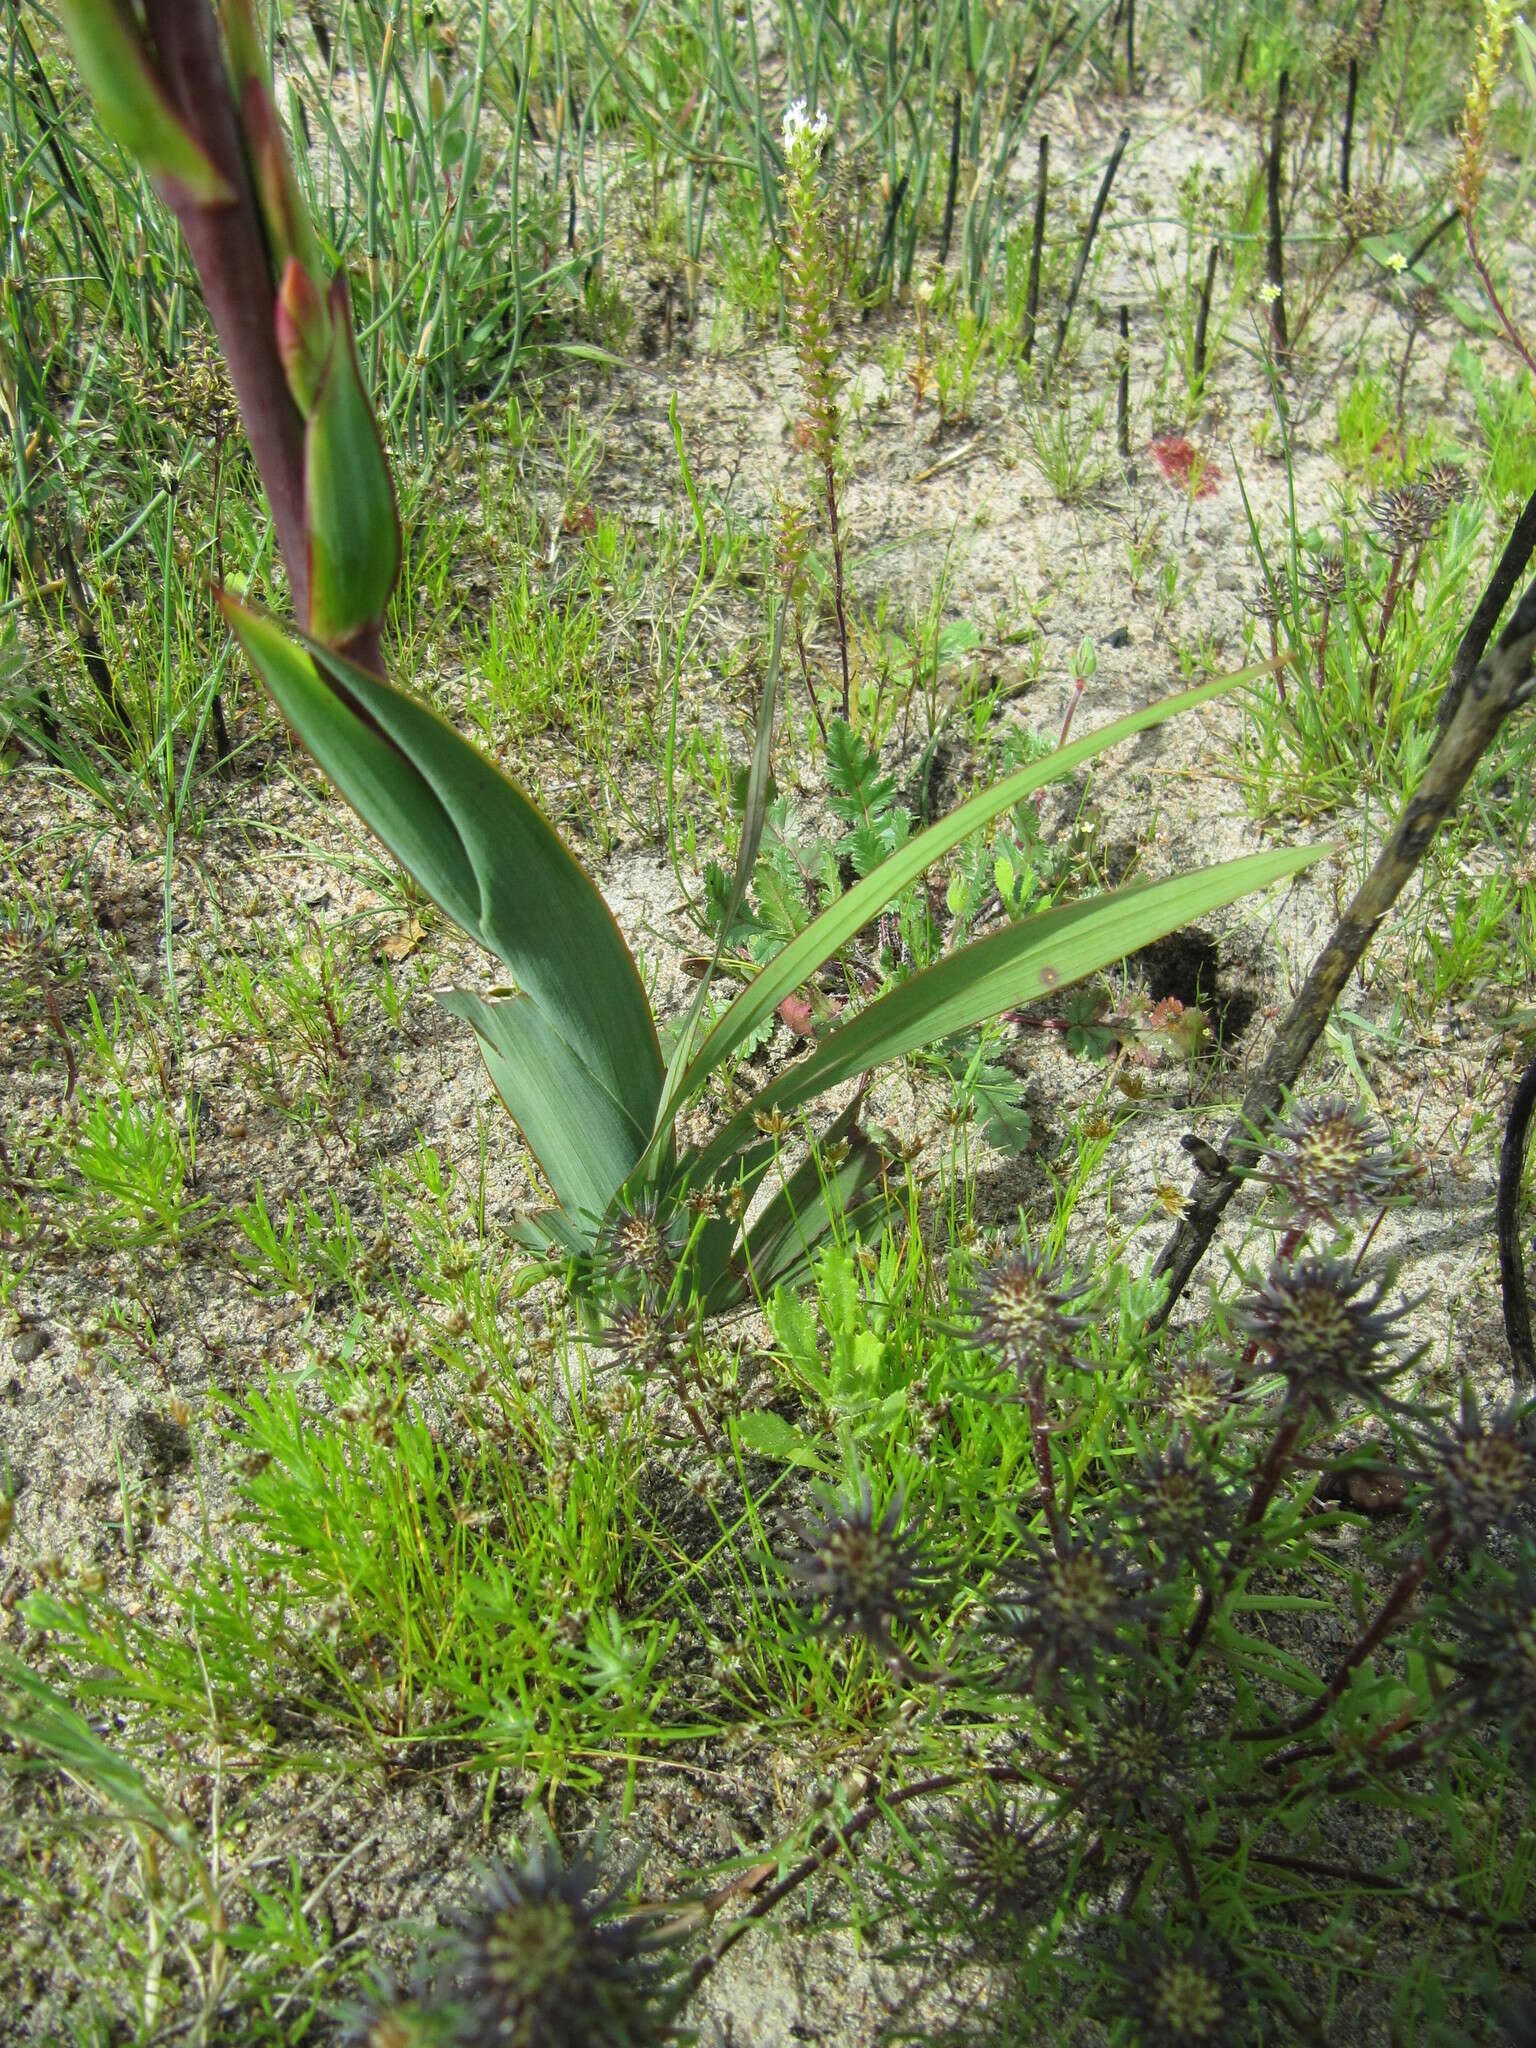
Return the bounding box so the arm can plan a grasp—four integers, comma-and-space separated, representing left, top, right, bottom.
1265, 70, 1290, 365
1149, 581, 1536, 1330
1192, 244, 1219, 387
1048, 125, 1129, 377
1021, 135, 1049, 363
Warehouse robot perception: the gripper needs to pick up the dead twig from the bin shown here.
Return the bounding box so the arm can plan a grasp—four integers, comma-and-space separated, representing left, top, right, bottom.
1149, 579, 1536, 1329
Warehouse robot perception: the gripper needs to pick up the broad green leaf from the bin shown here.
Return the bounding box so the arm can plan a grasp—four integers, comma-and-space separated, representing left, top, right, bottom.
225, 602, 665, 1208
703, 1098, 888, 1313
688, 844, 1323, 1184
439, 987, 645, 1227
667, 665, 1272, 1137
734, 1410, 830, 1470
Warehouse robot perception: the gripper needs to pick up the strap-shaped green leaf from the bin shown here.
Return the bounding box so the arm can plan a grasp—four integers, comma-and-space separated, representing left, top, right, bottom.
225, 601, 664, 1206
439, 988, 648, 1228
305, 277, 402, 649
666, 665, 1273, 1138
686, 844, 1323, 1186
703, 1101, 888, 1314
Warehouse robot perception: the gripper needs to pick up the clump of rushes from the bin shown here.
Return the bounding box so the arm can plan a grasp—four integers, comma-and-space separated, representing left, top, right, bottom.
447, 1830, 685, 2048
780, 100, 852, 720
784, 1477, 945, 1667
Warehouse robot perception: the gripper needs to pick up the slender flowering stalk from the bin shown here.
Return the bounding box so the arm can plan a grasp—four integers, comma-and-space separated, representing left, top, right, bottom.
1455, 0, 1536, 377
57, 0, 400, 673
780, 99, 852, 720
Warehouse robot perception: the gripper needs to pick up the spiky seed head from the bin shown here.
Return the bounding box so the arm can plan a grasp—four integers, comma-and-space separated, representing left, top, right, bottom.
600, 1198, 677, 1287
999, 1530, 1144, 1688
1418, 459, 1467, 509
785, 1479, 942, 1655
449, 1831, 681, 2048
1243, 583, 1283, 626
1081, 1703, 1192, 1826
1123, 1928, 1240, 2045
1370, 482, 1443, 551
1234, 1257, 1410, 1413
1442, 1560, 1536, 1776
1432, 1391, 1536, 1537
1130, 1443, 1232, 1565
1302, 551, 1348, 603
961, 1249, 1089, 1384
946, 1800, 1077, 1929
1162, 1352, 1236, 1428
1257, 1097, 1418, 1225
599, 1301, 686, 1376
338, 1987, 457, 2048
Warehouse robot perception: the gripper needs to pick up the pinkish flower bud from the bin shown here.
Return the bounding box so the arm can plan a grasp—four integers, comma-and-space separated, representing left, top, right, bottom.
275, 256, 331, 417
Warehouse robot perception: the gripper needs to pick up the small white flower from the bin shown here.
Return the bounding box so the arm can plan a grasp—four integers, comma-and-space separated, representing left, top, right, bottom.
781, 97, 829, 156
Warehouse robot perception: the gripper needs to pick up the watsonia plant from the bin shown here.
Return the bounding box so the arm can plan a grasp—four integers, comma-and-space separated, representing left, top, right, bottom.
56, 3, 1320, 1319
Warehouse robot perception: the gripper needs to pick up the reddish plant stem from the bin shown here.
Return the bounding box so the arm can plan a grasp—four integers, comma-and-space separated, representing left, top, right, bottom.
1236, 1522, 1455, 1742
1367, 547, 1406, 704
1180, 1399, 1308, 1667
1464, 214, 1536, 379
1211, 1840, 1536, 1930
1024, 1369, 1066, 1554
823, 452, 851, 721
140, 3, 312, 633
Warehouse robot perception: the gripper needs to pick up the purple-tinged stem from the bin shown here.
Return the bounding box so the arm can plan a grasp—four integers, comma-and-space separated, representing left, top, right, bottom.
139, 3, 318, 645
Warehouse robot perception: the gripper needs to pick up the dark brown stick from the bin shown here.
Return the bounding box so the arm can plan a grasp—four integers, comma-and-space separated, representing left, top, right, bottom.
1192, 244, 1219, 386
938, 91, 961, 267
1049, 126, 1130, 377
1340, 57, 1357, 199
1266, 71, 1290, 364
1022, 135, 1049, 363
1498, 1054, 1536, 1376
1149, 580, 1536, 1329
1435, 479, 1536, 736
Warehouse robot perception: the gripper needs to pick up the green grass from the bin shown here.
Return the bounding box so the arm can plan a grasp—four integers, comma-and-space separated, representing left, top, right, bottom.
5, 0, 1536, 2041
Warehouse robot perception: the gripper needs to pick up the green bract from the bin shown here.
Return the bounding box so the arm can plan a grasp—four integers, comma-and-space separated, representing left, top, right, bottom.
225, 595, 1321, 1312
